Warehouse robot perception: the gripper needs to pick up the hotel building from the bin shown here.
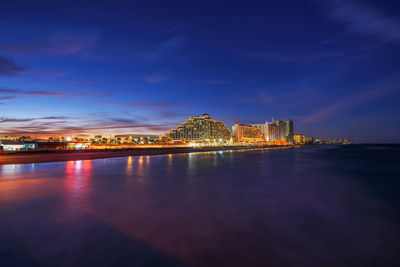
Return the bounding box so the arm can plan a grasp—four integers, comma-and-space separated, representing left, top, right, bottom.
165, 114, 231, 142
251, 123, 269, 141
267, 122, 279, 141
232, 123, 264, 143
251, 119, 294, 142
278, 120, 294, 142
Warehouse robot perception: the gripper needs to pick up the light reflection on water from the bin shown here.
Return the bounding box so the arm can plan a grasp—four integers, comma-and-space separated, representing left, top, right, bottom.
64, 160, 92, 209
126, 156, 133, 175
1, 164, 22, 177
0, 145, 400, 266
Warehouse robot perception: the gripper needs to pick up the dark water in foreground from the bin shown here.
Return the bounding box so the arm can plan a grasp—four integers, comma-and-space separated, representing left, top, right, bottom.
1, 145, 399, 267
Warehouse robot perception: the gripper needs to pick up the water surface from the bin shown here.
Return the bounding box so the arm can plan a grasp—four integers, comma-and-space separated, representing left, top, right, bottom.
1, 145, 399, 266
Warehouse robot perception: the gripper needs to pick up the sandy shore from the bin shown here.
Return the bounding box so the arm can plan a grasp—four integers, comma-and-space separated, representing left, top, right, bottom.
0, 145, 294, 165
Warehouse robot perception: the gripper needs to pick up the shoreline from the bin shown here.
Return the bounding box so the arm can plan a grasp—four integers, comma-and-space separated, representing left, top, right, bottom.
0, 145, 298, 165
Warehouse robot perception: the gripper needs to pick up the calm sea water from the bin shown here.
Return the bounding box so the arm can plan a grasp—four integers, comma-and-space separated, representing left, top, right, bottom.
1, 145, 399, 266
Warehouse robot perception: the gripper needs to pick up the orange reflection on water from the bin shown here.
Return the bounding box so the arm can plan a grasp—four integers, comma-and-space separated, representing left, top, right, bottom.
126, 156, 133, 175
0, 178, 52, 205
168, 154, 173, 166
137, 156, 144, 182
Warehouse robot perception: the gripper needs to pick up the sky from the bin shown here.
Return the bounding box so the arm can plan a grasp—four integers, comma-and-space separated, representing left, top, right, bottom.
0, 0, 400, 142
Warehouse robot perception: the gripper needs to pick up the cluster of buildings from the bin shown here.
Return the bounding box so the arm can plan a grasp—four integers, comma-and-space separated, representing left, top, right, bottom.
0, 113, 346, 151
163, 114, 295, 145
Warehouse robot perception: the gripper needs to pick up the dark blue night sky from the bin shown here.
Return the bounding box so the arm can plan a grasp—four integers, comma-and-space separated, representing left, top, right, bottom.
1, 0, 399, 142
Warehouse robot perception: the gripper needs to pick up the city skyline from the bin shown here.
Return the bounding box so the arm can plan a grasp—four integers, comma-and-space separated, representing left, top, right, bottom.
1, 1, 400, 143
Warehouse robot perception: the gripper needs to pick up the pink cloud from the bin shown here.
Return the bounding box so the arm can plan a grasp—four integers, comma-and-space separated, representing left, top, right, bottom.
0, 96, 17, 100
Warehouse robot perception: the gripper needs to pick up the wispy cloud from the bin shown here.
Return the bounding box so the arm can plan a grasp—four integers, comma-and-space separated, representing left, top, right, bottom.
303, 86, 396, 123
0, 116, 173, 136
0, 96, 17, 100
199, 80, 232, 85
0, 116, 69, 123
0, 33, 97, 56
0, 55, 28, 76
250, 50, 344, 62
95, 100, 182, 109
320, 0, 400, 43
62, 80, 103, 86
235, 89, 275, 104
128, 34, 185, 62
0, 88, 88, 97
158, 111, 187, 120
144, 74, 171, 83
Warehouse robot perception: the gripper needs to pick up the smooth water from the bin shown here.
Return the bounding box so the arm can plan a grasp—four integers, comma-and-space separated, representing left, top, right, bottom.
1, 145, 399, 266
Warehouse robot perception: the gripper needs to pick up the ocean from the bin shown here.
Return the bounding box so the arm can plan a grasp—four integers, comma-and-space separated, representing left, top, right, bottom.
1, 145, 399, 266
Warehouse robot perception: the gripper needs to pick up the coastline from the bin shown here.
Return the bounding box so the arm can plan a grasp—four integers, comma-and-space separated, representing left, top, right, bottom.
0, 145, 298, 165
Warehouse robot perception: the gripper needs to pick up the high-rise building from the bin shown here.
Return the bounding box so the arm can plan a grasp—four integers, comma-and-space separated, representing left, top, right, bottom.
277, 119, 294, 142
251, 123, 268, 141
267, 122, 278, 141
165, 114, 231, 142
232, 123, 264, 143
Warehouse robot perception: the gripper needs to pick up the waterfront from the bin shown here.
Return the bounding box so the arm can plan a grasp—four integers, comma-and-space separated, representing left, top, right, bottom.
0, 145, 292, 165
1, 145, 399, 266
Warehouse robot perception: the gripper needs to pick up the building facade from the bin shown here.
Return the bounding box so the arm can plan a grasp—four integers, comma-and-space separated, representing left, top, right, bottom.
267, 122, 278, 141
114, 134, 160, 144
232, 123, 264, 143
277, 120, 294, 142
294, 134, 305, 144
251, 119, 294, 142
0, 140, 36, 151
251, 123, 269, 141
165, 114, 231, 142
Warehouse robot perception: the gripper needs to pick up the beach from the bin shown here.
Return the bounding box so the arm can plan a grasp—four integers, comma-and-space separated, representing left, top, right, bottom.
0, 145, 293, 165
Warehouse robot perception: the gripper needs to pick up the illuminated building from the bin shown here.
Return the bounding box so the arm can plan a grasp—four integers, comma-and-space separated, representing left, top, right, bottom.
305, 137, 314, 144
115, 134, 160, 144
294, 134, 305, 144
278, 119, 294, 143
37, 142, 68, 150
94, 135, 102, 142
0, 140, 36, 151
251, 123, 268, 141
66, 142, 91, 150
48, 135, 62, 142
232, 123, 264, 143
165, 114, 231, 142
267, 121, 278, 141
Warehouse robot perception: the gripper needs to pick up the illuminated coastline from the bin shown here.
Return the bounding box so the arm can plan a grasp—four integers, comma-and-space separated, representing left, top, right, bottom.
0, 114, 349, 152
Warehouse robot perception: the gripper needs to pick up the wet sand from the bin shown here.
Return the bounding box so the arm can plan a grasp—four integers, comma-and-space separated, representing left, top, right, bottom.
0, 145, 292, 165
